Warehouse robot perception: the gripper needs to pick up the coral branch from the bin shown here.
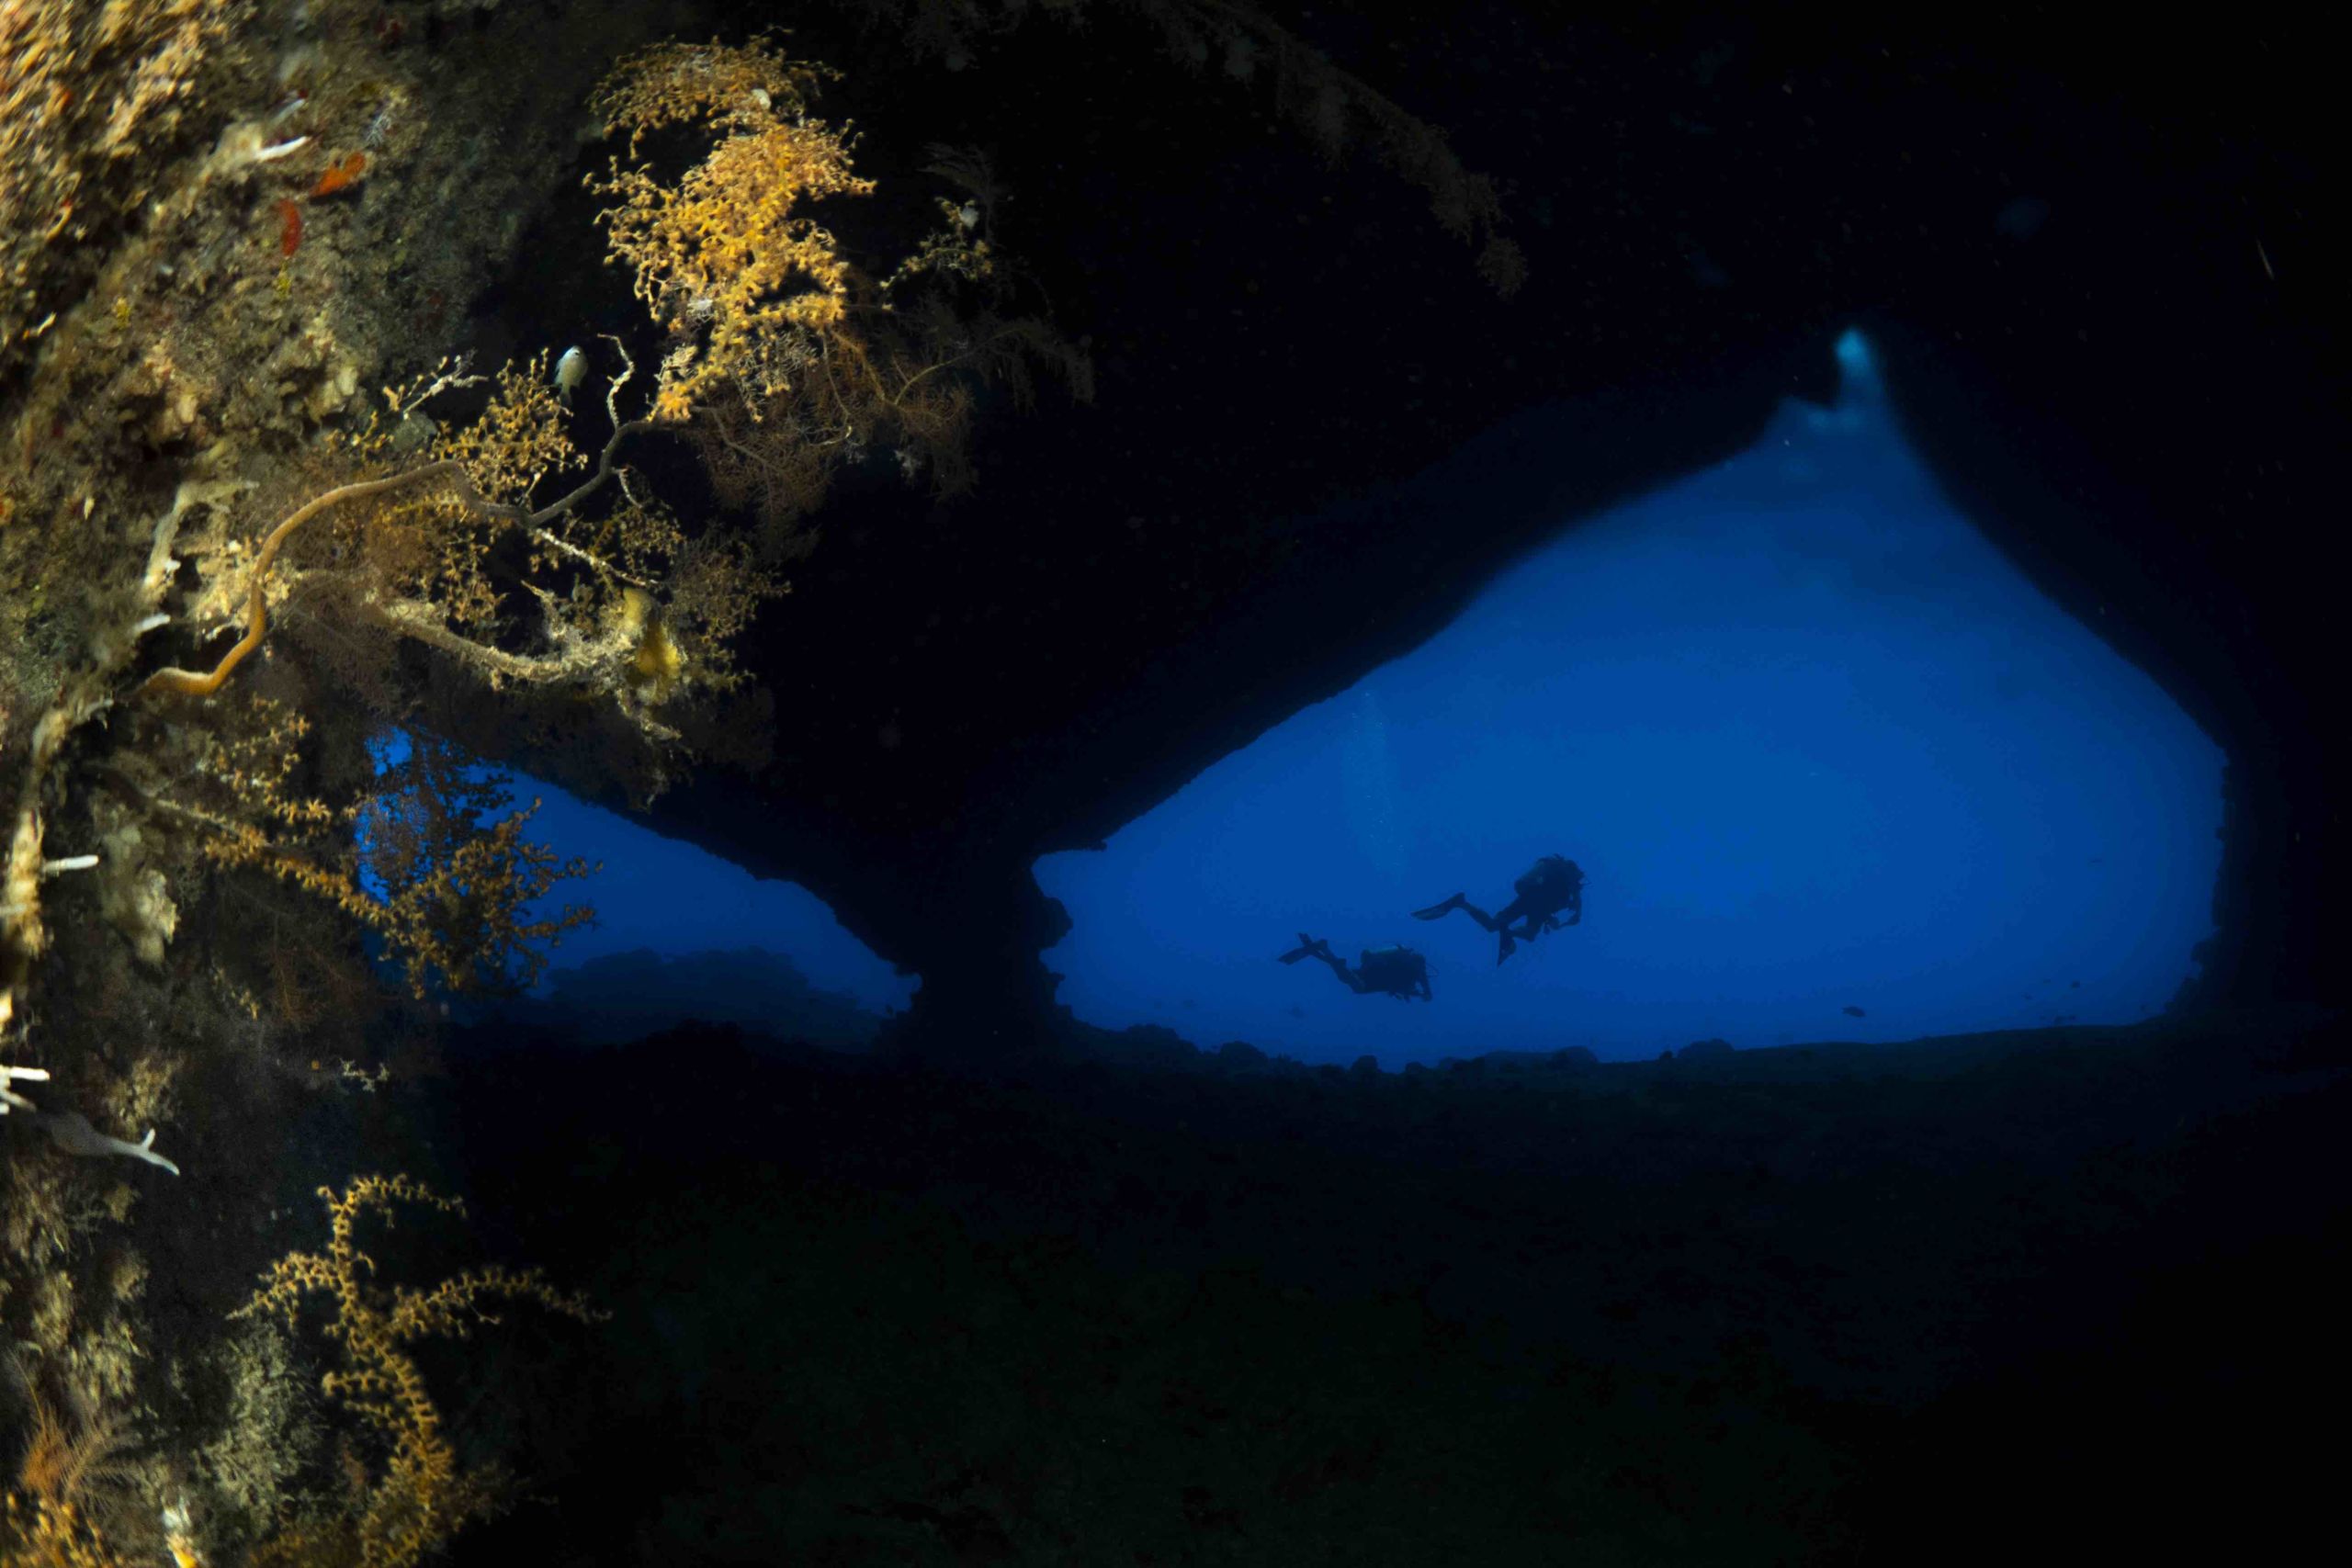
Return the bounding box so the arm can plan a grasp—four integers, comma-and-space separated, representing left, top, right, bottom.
134, 464, 474, 701
234, 1176, 601, 1566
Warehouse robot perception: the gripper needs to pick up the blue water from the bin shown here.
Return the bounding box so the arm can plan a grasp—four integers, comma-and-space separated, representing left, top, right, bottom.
1035, 330, 2223, 1066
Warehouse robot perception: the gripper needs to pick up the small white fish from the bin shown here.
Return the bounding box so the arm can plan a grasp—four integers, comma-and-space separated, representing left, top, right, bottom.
554, 344, 586, 405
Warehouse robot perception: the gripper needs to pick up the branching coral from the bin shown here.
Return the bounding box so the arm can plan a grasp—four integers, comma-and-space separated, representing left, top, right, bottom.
593, 70, 874, 425
231, 1176, 601, 1568
590, 35, 1091, 548
347, 733, 596, 999
93, 702, 594, 1004
131, 467, 470, 702
139, 344, 776, 763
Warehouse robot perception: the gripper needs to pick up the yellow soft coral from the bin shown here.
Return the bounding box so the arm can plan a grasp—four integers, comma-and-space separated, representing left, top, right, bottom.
590, 37, 874, 425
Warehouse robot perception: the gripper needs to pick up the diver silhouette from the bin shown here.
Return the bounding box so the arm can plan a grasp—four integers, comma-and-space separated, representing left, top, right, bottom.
1414, 854, 1584, 964
1277, 935, 1432, 1000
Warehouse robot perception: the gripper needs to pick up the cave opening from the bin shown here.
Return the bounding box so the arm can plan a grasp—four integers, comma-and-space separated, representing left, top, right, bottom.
358, 728, 913, 1047
1035, 329, 2225, 1068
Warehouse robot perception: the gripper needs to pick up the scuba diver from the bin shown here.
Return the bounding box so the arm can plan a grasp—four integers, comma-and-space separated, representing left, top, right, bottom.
1278, 935, 1433, 1000
1414, 854, 1584, 964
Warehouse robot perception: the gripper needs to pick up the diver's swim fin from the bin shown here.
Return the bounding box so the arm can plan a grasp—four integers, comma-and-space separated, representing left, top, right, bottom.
1413, 894, 1466, 920
1278, 934, 1323, 964
1497, 931, 1516, 964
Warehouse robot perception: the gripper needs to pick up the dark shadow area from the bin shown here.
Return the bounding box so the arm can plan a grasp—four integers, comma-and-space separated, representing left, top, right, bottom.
408, 1005, 2346, 1563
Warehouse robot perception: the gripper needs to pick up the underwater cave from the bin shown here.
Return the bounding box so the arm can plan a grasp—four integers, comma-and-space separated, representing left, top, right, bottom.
3, 6, 2338, 1564
1035, 329, 2224, 1067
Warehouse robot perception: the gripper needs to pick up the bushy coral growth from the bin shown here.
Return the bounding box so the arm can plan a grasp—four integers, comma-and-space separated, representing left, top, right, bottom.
349, 734, 597, 999
591, 35, 1091, 549
591, 39, 874, 427
229, 1177, 601, 1568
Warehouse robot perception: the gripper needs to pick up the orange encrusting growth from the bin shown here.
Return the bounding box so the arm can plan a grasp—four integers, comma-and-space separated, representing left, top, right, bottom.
309, 150, 366, 198
276, 197, 302, 255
